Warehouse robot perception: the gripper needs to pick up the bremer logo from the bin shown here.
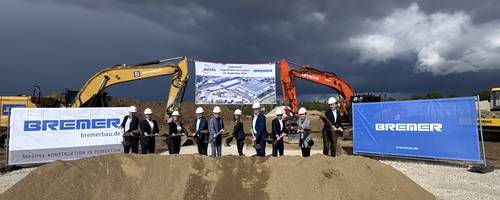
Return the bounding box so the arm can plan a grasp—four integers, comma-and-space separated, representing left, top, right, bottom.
375, 123, 443, 132
301, 73, 319, 81
24, 118, 121, 131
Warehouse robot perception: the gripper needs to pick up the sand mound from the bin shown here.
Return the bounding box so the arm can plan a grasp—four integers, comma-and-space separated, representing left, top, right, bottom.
0, 155, 434, 200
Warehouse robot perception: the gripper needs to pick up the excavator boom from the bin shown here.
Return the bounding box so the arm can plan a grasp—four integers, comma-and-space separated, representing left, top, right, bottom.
279, 58, 354, 115
70, 57, 189, 120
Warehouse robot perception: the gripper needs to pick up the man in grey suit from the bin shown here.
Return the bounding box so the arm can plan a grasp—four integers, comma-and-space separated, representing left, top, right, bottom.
209, 106, 224, 157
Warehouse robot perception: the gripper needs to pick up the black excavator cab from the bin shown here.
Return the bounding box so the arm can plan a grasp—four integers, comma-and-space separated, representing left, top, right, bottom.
64, 89, 110, 107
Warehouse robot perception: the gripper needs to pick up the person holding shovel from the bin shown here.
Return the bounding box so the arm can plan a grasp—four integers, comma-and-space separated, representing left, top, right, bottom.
271, 108, 287, 157
209, 106, 224, 157
298, 107, 313, 157
193, 107, 209, 155
232, 109, 245, 156
119, 106, 140, 154
324, 97, 343, 157
168, 111, 186, 154
140, 108, 159, 154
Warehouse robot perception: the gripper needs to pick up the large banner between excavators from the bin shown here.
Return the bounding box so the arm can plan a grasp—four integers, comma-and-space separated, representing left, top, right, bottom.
195, 61, 276, 104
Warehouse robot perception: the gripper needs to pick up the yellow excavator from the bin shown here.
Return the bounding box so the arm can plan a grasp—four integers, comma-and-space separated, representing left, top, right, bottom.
481, 87, 500, 140
0, 56, 189, 147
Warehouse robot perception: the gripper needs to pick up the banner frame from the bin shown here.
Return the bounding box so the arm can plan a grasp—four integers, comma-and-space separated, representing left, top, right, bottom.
353, 96, 483, 163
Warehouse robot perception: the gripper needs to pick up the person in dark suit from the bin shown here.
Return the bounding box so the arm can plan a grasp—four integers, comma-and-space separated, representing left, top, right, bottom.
119, 106, 140, 154
209, 106, 224, 157
323, 97, 343, 156
271, 108, 287, 157
252, 102, 268, 157
140, 108, 159, 154
193, 107, 209, 156
232, 109, 245, 156
167, 111, 185, 154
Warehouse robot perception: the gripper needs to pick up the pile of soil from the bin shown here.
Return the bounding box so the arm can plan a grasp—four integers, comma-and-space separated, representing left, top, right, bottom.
0, 154, 434, 200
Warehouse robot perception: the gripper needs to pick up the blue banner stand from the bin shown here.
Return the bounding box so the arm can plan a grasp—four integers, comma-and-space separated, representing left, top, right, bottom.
353, 96, 493, 173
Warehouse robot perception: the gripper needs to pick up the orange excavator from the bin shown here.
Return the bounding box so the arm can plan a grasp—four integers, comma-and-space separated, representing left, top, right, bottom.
279, 58, 381, 120
279, 58, 355, 115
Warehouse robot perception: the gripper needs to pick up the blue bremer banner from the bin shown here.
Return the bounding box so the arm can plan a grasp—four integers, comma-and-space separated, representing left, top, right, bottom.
353, 97, 481, 162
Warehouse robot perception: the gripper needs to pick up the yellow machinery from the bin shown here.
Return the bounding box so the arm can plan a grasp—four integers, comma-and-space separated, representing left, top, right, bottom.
0, 56, 189, 146
68, 56, 189, 120
480, 87, 500, 140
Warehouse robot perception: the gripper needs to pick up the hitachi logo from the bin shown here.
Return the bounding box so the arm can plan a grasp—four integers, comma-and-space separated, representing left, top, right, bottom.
375, 123, 443, 132
301, 74, 319, 80
24, 118, 120, 132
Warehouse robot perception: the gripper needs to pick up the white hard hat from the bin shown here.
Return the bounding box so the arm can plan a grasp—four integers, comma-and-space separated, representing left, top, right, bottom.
275, 109, 284, 115
328, 97, 337, 104
298, 107, 307, 115
171, 111, 180, 116
196, 107, 204, 114
252, 102, 261, 109
144, 108, 153, 115
234, 109, 242, 115
213, 106, 222, 113
128, 106, 137, 113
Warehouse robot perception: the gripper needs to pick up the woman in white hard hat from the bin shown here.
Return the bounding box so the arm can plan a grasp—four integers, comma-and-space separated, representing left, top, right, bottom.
192, 107, 209, 155
119, 106, 140, 154
298, 107, 313, 157
139, 108, 159, 154
208, 106, 224, 157
168, 110, 186, 154
271, 108, 287, 157
232, 109, 245, 156
323, 97, 343, 157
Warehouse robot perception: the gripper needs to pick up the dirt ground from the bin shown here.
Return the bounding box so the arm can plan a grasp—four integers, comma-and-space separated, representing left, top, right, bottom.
0, 154, 434, 200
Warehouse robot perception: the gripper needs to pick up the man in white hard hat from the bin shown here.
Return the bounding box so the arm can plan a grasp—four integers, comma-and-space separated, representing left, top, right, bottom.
192, 107, 209, 155
324, 97, 343, 156
252, 102, 268, 157
232, 109, 246, 156
119, 106, 140, 154
209, 106, 224, 157
167, 110, 186, 154
271, 108, 287, 157
140, 108, 159, 154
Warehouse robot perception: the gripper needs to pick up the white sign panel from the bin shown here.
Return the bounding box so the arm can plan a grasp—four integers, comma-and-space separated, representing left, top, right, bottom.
195, 61, 277, 104
8, 107, 128, 165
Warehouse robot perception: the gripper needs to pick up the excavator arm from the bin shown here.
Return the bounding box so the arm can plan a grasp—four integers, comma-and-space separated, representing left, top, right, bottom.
279, 58, 354, 115
70, 57, 189, 120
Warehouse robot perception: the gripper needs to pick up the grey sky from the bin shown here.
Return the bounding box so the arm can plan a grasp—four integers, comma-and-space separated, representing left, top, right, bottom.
1, 0, 499, 101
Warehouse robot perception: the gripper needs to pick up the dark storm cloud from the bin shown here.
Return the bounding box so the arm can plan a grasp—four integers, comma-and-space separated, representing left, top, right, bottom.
1, 0, 499, 102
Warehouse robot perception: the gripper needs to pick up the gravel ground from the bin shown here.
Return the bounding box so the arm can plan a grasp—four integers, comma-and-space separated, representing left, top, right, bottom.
381, 160, 500, 200
0, 168, 35, 194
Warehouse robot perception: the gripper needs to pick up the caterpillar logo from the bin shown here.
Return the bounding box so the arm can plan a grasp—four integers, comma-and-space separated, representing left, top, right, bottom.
24, 118, 121, 131
375, 123, 443, 132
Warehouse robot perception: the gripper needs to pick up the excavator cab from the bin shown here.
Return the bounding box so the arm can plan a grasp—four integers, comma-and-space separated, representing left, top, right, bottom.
491, 87, 500, 111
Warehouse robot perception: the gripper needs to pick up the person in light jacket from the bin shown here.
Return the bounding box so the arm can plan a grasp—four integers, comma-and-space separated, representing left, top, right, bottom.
209, 106, 224, 157
298, 107, 313, 157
